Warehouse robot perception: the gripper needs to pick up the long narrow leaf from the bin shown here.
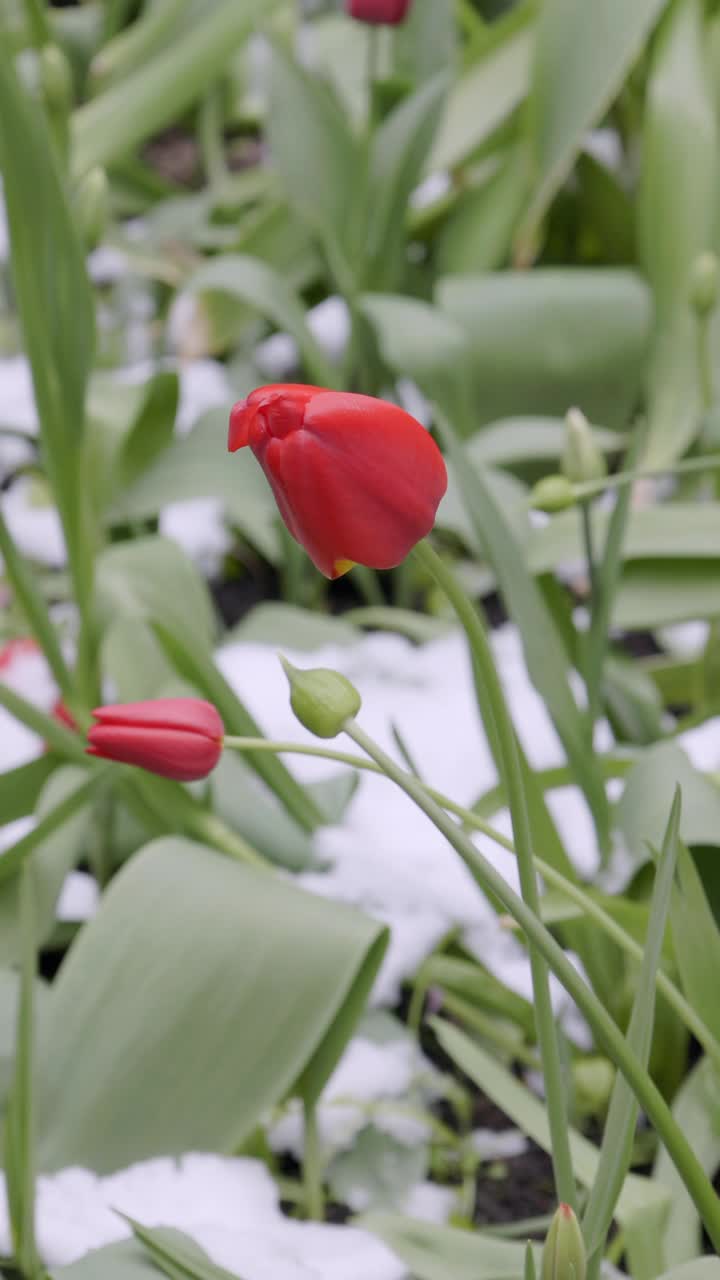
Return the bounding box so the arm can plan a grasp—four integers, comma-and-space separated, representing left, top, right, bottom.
582, 789, 682, 1262
434, 409, 610, 848
4, 866, 38, 1275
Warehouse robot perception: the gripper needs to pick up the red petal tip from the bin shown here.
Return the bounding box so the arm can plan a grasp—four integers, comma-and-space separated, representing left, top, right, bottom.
228, 399, 250, 452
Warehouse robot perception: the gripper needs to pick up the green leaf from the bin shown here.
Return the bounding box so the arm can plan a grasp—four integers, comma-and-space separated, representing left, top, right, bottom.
266, 41, 364, 293
582, 789, 681, 1262
0, 757, 57, 826
434, 410, 609, 848
4, 866, 38, 1275
119, 371, 179, 495
670, 840, 720, 1047
124, 1220, 241, 1280
526, 0, 670, 223
437, 269, 653, 430
0, 771, 99, 890
638, 0, 719, 466
327, 1126, 427, 1213
529, 504, 720, 572
96, 537, 216, 656
615, 742, 720, 861
364, 74, 447, 290
436, 144, 531, 275
52, 1239, 176, 1280
227, 602, 360, 650
210, 754, 319, 872
72, 0, 280, 174
429, 13, 533, 172
658, 1262, 720, 1280
108, 410, 280, 565
36, 837, 387, 1172
430, 1020, 670, 1231
654, 1060, 720, 1268
393, 0, 457, 84
0, 767, 93, 966
361, 1212, 539, 1280
0, 43, 95, 609
183, 256, 339, 389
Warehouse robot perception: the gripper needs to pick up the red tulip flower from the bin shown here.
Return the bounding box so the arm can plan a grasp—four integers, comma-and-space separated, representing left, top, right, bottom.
228, 384, 447, 579
346, 0, 413, 24
86, 698, 223, 782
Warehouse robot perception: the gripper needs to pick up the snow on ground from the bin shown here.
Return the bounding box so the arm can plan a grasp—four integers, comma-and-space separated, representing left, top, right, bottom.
0, 1155, 406, 1278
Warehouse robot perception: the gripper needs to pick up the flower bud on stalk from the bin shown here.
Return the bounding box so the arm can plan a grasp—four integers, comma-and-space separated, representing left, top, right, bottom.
562, 409, 607, 487
281, 657, 361, 739
228, 385, 447, 579
346, 0, 413, 24
690, 251, 720, 318
541, 1203, 587, 1280
86, 698, 223, 781
74, 167, 109, 252
530, 475, 576, 514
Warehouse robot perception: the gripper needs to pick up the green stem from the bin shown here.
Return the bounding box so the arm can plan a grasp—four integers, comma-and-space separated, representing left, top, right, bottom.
198, 81, 228, 190
580, 499, 600, 735
410, 538, 576, 1207
303, 1099, 324, 1222
697, 314, 714, 413
571, 450, 720, 502
222, 734, 720, 1071
580, 501, 598, 603
20, 0, 50, 46
341, 718, 720, 1251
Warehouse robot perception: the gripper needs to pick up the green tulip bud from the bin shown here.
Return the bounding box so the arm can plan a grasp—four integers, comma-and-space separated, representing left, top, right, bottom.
280, 656, 361, 739
74, 167, 109, 251
690, 251, 720, 317
530, 475, 576, 514
562, 408, 607, 486
572, 1055, 615, 1117
38, 44, 73, 115
542, 1204, 587, 1280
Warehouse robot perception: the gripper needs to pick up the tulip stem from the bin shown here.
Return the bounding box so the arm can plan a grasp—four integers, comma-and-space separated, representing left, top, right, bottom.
221, 736, 720, 1071
303, 1099, 325, 1222
342, 717, 720, 1251
410, 537, 576, 1208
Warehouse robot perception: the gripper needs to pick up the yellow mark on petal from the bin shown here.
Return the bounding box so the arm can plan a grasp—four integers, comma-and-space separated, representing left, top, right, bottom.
333, 559, 357, 578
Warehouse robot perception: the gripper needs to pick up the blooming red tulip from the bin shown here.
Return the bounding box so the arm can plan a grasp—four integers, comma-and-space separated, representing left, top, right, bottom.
228, 384, 447, 579
346, 0, 413, 24
86, 698, 223, 782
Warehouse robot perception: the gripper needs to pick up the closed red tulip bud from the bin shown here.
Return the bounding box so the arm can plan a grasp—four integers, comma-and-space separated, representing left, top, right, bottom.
86, 698, 223, 782
228, 384, 447, 579
346, 0, 413, 24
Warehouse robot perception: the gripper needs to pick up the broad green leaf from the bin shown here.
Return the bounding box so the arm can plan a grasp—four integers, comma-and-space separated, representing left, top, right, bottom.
393, 0, 456, 84
36, 837, 387, 1172
654, 1060, 720, 1268
226, 602, 360, 650
0, 757, 56, 827
431, 1020, 670, 1229
529, 504, 720, 572
638, 0, 719, 466
429, 13, 533, 172
614, 562, 720, 630
183, 257, 338, 389
210, 754, 319, 873
0, 43, 95, 609
119, 371, 179, 494
670, 840, 720, 1046
434, 411, 609, 848
101, 619, 176, 705
526, 0, 670, 223
582, 791, 681, 1262
658, 1264, 720, 1280
266, 42, 364, 293
615, 743, 720, 860
95, 537, 216, 655
364, 75, 447, 290
361, 1212, 539, 1280
437, 270, 653, 430
53, 1239, 175, 1280
72, 0, 280, 174
0, 767, 93, 966
467, 417, 622, 474
108, 410, 280, 565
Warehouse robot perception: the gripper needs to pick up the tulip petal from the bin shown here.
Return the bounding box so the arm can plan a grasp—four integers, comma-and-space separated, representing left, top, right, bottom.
86, 725, 221, 782
91, 698, 223, 741
266, 391, 447, 576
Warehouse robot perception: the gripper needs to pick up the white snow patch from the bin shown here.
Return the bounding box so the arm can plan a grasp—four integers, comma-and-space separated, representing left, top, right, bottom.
0, 1156, 406, 1278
